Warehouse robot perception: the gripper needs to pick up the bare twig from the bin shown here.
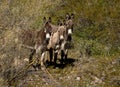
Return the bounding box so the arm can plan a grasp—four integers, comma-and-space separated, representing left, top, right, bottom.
20, 44, 35, 50
42, 66, 62, 87
7, 59, 35, 84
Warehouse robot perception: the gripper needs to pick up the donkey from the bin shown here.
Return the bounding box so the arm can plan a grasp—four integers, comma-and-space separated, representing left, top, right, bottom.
43, 17, 60, 33
47, 25, 67, 67
65, 13, 74, 42
60, 13, 75, 63
20, 21, 52, 70
43, 17, 61, 63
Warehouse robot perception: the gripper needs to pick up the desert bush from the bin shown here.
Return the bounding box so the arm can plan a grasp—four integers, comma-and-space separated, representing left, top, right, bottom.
73, 30, 117, 57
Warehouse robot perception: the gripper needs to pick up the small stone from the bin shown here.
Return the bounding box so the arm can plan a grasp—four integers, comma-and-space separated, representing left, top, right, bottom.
59, 77, 63, 80
76, 77, 80, 81
24, 58, 29, 62
68, 76, 70, 79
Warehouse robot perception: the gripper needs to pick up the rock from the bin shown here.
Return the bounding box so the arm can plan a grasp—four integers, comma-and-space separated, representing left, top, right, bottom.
76, 77, 80, 81
24, 58, 29, 62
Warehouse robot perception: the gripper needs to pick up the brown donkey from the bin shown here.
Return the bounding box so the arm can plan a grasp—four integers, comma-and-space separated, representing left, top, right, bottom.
47, 25, 67, 67
60, 13, 75, 64
20, 21, 52, 70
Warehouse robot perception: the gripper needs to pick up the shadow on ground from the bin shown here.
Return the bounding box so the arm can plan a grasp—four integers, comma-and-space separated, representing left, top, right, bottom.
46, 58, 76, 69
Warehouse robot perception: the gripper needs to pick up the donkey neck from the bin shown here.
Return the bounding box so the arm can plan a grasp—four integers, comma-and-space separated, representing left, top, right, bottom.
49, 23, 59, 33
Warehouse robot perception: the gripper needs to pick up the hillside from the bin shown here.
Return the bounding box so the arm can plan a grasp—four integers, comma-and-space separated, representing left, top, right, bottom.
0, 0, 120, 87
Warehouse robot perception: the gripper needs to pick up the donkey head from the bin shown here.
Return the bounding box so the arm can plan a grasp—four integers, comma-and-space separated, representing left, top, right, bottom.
43, 17, 52, 41
65, 13, 74, 41
57, 26, 66, 42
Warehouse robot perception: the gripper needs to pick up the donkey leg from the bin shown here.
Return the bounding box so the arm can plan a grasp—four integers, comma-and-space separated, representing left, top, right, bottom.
65, 49, 68, 61
29, 49, 36, 69
49, 48, 53, 63
61, 50, 64, 64
65, 54, 68, 62
54, 52, 58, 68
40, 52, 45, 70
35, 55, 41, 70
29, 50, 35, 63
29, 50, 36, 64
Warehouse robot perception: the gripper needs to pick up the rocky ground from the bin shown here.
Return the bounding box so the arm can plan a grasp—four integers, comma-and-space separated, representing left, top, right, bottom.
1, 45, 119, 87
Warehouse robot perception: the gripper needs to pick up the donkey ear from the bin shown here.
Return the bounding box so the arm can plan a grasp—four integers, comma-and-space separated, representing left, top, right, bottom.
43, 17, 46, 23
59, 22, 63, 26
63, 19, 66, 25
71, 13, 74, 19
48, 17, 52, 23
65, 13, 70, 20
57, 19, 61, 26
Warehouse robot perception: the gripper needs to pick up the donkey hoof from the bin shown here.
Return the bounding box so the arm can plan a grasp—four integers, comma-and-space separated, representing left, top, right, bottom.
53, 65, 58, 69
